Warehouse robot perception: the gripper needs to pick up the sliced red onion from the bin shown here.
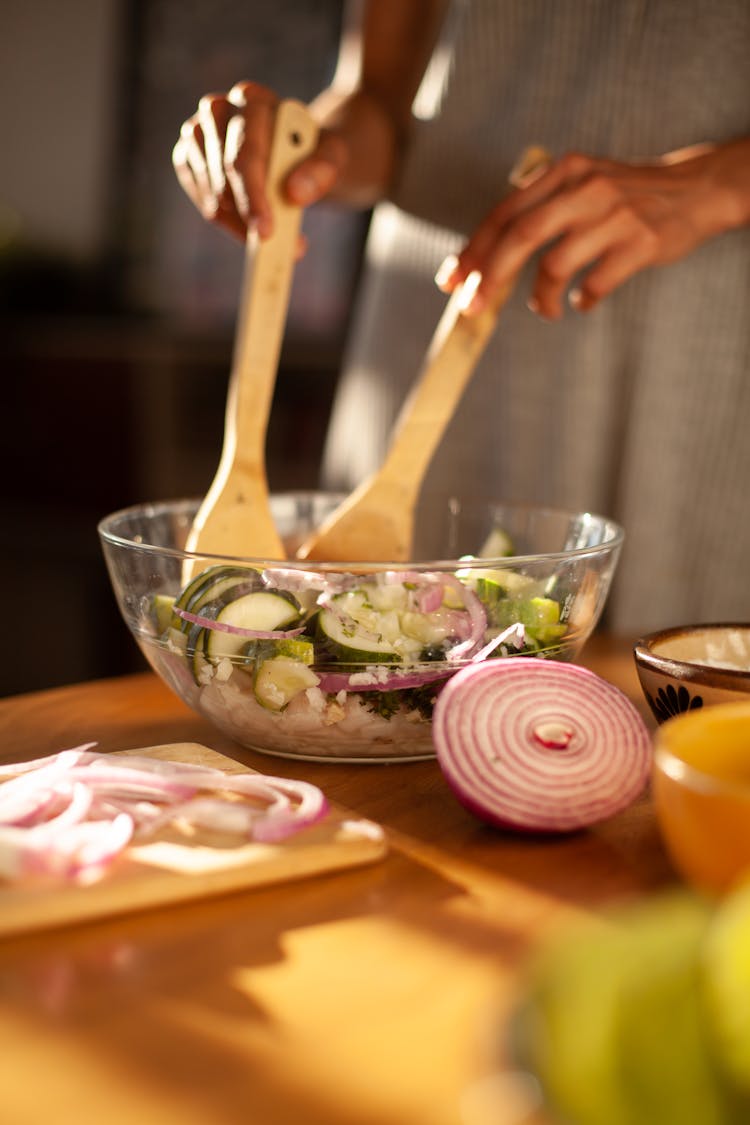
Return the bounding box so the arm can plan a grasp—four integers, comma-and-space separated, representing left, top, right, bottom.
315, 667, 453, 694
0, 745, 97, 781
416, 583, 445, 614
172, 606, 306, 639
260, 566, 354, 595
432, 660, 651, 833
470, 623, 527, 662
440, 575, 488, 661
0, 748, 329, 882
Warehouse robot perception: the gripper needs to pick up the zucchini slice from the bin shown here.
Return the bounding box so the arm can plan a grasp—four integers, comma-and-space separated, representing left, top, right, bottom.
253, 656, 319, 711
204, 589, 303, 662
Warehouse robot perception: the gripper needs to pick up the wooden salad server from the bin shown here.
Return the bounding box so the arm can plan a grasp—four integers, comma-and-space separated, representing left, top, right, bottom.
297, 145, 551, 563
184, 100, 318, 567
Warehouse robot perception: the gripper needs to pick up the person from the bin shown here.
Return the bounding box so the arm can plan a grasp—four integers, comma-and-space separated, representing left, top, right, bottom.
172, 0, 750, 634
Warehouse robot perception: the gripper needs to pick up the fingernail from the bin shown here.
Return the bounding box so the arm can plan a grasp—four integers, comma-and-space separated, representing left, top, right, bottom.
526, 296, 554, 321
435, 254, 459, 290
457, 270, 483, 312
569, 288, 583, 310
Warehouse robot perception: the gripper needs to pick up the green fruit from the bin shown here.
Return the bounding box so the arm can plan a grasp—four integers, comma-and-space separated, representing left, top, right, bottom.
614, 895, 730, 1125
516, 894, 744, 1125
514, 922, 630, 1125
702, 878, 750, 1098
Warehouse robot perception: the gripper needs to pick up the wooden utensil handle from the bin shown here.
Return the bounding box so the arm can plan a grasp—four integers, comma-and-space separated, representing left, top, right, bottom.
378, 144, 551, 492
226, 100, 319, 464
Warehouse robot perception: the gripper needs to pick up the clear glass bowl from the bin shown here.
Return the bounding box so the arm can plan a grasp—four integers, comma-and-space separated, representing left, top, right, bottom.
98, 492, 623, 763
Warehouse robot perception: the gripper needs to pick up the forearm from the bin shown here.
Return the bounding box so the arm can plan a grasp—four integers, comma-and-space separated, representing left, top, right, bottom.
679, 136, 750, 235
309, 0, 448, 208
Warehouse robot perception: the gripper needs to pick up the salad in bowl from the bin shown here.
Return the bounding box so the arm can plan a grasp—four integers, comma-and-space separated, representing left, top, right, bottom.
98, 492, 623, 762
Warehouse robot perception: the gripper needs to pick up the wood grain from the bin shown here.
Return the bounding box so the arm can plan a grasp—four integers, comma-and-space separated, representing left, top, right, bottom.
0, 743, 386, 938
0, 637, 675, 1125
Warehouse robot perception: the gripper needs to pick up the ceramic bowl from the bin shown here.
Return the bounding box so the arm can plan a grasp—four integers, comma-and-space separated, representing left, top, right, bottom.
634, 624, 750, 724
98, 492, 623, 763
652, 700, 750, 895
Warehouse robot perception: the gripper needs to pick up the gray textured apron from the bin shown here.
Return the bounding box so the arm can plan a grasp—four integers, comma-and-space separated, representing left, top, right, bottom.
321, 0, 750, 633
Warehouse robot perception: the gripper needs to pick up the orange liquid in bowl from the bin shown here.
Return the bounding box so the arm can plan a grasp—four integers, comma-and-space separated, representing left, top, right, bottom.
653, 702, 750, 897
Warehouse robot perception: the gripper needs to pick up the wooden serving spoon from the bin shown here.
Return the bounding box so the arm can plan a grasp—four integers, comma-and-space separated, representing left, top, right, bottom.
297, 145, 551, 563
184, 100, 318, 567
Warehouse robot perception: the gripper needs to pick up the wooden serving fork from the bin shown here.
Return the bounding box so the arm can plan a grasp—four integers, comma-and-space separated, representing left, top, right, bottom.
296, 145, 551, 562
184, 100, 318, 567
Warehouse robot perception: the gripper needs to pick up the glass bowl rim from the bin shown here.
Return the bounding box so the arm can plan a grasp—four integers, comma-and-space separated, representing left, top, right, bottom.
97, 493, 625, 570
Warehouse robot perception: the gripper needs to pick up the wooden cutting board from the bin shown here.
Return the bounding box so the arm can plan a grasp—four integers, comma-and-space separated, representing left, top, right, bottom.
0, 743, 387, 938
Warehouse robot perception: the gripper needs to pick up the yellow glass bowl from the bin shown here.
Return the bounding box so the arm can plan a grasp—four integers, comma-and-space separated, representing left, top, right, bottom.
653, 701, 750, 897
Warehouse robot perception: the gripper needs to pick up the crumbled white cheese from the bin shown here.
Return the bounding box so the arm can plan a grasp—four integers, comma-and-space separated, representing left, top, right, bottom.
304, 687, 326, 713
348, 672, 378, 686
214, 658, 234, 683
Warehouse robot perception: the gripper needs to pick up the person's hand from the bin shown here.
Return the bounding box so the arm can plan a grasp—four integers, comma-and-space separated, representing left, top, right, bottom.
172, 81, 349, 242
437, 139, 750, 319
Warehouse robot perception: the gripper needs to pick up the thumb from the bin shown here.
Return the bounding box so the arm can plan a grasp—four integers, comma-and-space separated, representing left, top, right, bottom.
285, 131, 348, 205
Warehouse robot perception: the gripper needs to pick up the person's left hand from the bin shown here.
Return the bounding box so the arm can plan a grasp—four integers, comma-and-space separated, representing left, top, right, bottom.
437, 139, 750, 319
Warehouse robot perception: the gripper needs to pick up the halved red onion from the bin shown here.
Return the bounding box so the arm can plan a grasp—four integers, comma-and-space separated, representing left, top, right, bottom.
432, 660, 651, 833
173, 606, 306, 639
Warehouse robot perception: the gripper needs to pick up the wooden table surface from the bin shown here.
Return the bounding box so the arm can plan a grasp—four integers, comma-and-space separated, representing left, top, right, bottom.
0, 636, 675, 1125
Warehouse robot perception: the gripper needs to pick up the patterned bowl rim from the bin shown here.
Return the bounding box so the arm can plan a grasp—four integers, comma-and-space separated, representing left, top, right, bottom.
633, 623, 750, 692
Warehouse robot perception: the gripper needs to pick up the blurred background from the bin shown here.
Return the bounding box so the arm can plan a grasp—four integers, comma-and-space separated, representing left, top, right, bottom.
1, 0, 368, 695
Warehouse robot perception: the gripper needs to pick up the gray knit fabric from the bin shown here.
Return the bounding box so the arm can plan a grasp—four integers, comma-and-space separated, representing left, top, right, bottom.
321, 0, 750, 634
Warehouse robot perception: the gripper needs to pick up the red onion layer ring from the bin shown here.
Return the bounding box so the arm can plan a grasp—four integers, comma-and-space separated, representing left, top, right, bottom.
0, 748, 329, 881
432, 660, 651, 833
173, 606, 306, 639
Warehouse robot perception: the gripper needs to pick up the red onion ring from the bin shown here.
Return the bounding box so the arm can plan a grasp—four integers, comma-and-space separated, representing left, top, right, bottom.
432, 660, 651, 833
315, 667, 453, 694
440, 575, 488, 661
0, 749, 329, 882
173, 606, 306, 639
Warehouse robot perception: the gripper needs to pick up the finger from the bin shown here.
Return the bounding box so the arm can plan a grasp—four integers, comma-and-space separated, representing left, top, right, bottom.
173, 123, 248, 241
570, 225, 660, 312
466, 173, 624, 314
197, 93, 235, 202
224, 96, 277, 237
285, 129, 348, 206
461, 154, 595, 272
529, 207, 641, 319
172, 134, 202, 212
173, 117, 215, 216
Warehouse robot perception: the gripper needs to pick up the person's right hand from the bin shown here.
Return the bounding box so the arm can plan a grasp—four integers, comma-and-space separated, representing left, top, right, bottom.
172, 80, 349, 242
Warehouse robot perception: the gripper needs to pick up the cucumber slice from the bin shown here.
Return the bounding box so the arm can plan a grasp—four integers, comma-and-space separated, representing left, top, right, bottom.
185, 622, 211, 684
176, 566, 262, 632
204, 589, 302, 662
175, 565, 231, 613
478, 526, 516, 558
186, 569, 261, 617
150, 594, 177, 636
242, 637, 315, 666
467, 570, 538, 600
253, 656, 320, 711
317, 588, 409, 663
